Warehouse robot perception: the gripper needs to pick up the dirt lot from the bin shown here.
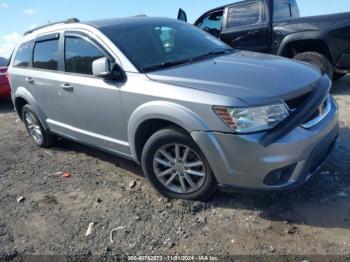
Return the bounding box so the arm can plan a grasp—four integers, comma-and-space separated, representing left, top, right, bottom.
0, 77, 350, 260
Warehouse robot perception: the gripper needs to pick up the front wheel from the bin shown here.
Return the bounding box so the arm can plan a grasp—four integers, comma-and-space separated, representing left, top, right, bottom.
293, 52, 334, 80
141, 128, 217, 201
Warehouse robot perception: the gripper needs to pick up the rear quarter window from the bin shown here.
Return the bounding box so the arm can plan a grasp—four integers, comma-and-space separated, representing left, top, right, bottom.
13, 41, 33, 67
273, 0, 300, 21
33, 39, 59, 71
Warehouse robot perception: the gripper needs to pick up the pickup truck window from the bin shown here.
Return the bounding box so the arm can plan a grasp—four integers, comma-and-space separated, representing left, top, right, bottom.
273, 0, 300, 21
158, 27, 175, 53
227, 2, 262, 28
290, 0, 300, 18
196, 11, 223, 38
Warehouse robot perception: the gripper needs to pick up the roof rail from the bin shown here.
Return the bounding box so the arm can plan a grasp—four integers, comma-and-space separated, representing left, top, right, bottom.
132, 14, 147, 17
23, 18, 80, 36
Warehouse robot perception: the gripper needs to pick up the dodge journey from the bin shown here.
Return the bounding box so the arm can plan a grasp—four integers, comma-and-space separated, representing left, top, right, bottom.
8, 17, 339, 200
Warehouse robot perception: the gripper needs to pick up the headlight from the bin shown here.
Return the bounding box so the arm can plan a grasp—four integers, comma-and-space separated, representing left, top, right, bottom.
213, 104, 289, 133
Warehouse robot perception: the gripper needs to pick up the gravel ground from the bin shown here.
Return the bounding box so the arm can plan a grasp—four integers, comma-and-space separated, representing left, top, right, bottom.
0, 76, 350, 260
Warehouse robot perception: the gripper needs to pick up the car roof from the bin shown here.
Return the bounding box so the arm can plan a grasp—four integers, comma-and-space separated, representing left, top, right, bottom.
15, 16, 178, 73
22, 16, 179, 39
85, 17, 179, 30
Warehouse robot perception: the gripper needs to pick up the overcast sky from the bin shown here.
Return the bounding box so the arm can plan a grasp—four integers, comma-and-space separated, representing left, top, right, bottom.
1, 0, 349, 58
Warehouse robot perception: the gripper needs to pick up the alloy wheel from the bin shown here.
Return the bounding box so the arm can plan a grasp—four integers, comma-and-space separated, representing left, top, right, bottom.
24, 111, 43, 144
153, 143, 206, 194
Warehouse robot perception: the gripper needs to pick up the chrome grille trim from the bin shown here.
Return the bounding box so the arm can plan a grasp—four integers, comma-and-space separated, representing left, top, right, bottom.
301, 96, 331, 129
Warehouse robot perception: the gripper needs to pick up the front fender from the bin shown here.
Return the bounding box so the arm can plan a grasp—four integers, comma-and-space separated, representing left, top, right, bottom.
277, 31, 337, 62
127, 101, 211, 159
14, 87, 50, 131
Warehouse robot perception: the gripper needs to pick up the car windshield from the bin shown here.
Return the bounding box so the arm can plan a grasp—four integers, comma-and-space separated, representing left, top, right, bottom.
102, 20, 233, 72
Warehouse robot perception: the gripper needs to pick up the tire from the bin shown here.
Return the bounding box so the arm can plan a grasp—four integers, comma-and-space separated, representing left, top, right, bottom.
141, 128, 217, 201
333, 73, 346, 81
293, 52, 334, 80
22, 104, 56, 148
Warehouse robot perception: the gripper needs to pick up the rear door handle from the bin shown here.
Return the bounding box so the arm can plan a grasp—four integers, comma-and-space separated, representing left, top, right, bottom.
25, 77, 34, 84
248, 31, 260, 36
60, 83, 74, 92
249, 31, 260, 36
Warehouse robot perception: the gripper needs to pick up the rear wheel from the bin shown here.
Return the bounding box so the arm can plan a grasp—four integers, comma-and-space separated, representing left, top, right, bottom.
293, 52, 334, 80
333, 72, 346, 81
141, 128, 217, 201
22, 104, 56, 148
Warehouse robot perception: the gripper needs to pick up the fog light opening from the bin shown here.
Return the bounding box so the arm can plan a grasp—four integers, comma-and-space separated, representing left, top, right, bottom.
263, 164, 297, 186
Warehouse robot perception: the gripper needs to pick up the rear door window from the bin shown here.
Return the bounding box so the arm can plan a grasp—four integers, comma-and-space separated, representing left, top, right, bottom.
273, 0, 301, 21
290, 0, 300, 18
33, 39, 59, 71
13, 41, 33, 67
227, 2, 262, 28
65, 36, 105, 75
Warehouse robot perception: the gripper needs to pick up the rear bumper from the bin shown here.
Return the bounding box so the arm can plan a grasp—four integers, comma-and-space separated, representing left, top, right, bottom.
191, 97, 339, 191
0, 84, 11, 99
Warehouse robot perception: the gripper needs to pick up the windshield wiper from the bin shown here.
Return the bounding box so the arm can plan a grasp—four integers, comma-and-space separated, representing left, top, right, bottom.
192, 48, 234, 62
142, 58, 192, 73
142, 48, 234, 73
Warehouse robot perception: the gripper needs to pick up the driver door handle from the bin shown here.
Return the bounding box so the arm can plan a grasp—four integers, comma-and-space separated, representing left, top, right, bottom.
60, 83, 74, 92
25, 77, 35, 84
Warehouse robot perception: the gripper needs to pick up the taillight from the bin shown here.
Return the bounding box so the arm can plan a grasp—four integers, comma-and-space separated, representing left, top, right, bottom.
5, 69, 10, 82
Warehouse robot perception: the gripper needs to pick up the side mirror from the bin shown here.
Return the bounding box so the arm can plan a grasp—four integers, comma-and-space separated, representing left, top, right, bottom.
92, 57, 125, 81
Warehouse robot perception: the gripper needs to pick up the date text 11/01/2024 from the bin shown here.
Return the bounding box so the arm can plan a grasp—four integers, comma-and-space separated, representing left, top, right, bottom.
127, 255, 219, 261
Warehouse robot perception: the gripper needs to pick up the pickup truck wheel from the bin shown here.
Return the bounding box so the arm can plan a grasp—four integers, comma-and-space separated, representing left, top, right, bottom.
333, 73, 346, 81
141, 128, 217, 201
293, 52, 334, 80
22, 104, 56, 148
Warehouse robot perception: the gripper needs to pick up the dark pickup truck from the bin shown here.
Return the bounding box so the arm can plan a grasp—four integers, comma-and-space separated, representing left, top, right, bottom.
178, 0, 350, 80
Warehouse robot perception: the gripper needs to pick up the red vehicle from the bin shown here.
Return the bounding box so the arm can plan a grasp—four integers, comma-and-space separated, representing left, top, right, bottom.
0, 67, 11, 99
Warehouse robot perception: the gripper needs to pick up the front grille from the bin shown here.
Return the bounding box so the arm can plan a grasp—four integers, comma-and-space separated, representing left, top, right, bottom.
285, 92, 331, 129
302, 96, 330, 128
305, 110, 320, 122
285, 92, 311, 110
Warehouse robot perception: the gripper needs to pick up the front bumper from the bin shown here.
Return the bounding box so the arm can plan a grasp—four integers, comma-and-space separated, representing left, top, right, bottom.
191, 97, 339, 191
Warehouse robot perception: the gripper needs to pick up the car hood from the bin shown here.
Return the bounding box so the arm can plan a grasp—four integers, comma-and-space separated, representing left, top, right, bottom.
146, 51, 322, 105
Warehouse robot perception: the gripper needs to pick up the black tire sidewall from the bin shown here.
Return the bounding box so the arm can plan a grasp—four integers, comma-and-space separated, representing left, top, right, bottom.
294, 52, 334, 79
333, 73, 346, 81
141, 129, 217, 201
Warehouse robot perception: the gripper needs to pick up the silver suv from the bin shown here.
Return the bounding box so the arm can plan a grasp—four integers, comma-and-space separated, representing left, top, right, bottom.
8, 17, 338, 200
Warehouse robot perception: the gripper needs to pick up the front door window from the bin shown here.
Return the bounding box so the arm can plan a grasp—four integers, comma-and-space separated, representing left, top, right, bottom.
226, 1, 262, 28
